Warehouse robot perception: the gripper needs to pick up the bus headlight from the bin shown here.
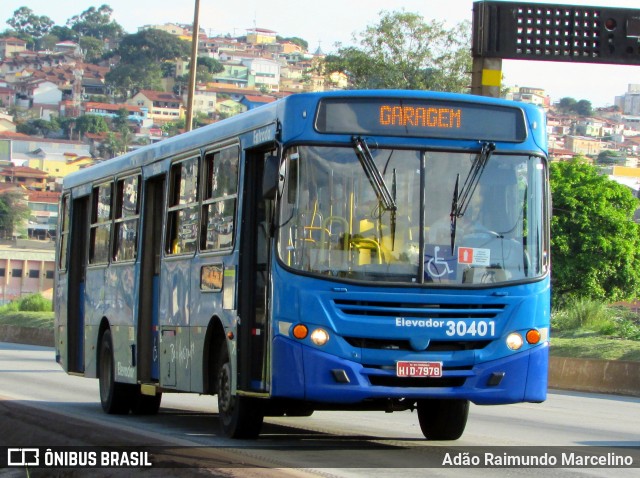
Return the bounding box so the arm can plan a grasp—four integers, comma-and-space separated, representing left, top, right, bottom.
310, 328, 330, 346
506, 332, 523, 350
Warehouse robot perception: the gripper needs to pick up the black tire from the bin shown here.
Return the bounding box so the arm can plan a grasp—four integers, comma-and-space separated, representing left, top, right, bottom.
130, 386, 162, 415
285, 405, 314, 417
98, 329, 133, 414
417, 399, 469, 440
216, 345, 264, 439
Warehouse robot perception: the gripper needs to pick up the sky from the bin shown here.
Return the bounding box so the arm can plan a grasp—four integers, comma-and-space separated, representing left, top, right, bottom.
1, 0, 639, 107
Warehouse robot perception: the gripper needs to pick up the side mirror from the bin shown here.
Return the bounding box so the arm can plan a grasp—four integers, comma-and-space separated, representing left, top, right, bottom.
262, 154, 280, 200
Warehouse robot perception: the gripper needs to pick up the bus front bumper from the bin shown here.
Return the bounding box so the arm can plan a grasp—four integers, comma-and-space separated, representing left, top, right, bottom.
271, 336, 548, 405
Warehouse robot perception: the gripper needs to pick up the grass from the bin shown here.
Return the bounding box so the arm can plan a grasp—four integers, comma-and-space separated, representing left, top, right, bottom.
0, 311, 54, 329
550, 298, 640, 361
551, 332, 640, 362
0, 294, 55, 329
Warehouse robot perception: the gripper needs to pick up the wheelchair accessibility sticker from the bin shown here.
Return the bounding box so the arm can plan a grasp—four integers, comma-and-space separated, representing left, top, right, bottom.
425, 245, 455, 278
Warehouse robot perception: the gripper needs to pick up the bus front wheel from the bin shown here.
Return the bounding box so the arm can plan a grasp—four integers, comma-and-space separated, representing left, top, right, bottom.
417, 399, 469, 440
130, 386, 162, 415
216, 346, 264, 439
98, 329, 132, 414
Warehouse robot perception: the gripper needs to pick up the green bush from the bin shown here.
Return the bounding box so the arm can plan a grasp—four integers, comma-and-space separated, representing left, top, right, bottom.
16, 294, 52, 312
551, 298, 611, 331
615, 316, 640, 340
0, 300, 20, 313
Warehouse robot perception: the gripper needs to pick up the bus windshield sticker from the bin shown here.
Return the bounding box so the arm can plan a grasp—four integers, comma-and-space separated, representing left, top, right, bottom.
458, 247, 491, 266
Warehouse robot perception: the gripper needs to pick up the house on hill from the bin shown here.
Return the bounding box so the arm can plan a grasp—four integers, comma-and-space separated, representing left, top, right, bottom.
0, 37, 27, 60
84, 102, 149, 125
240, 95, 276, 110
26, 190, 60, 240
128, 90, 184, 124
1, 165, 47, 190
0, 86, 16, 108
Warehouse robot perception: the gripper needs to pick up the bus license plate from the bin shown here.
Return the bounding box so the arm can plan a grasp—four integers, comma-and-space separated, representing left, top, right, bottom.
396, 361, 442, 378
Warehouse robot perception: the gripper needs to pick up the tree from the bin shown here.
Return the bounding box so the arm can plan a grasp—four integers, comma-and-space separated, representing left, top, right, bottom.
6, 7, 54, 42
0, 192, 29, 240
323, 10, 471, 92
49, 25, 77, 42
99, 132, 122, 158
177, 58, 225, 88
575, 99, 593, 117
117, 29, 191, 64
111, 108, 130, 131
558, 97, 577, 112
16, 118, 59, 137
198, 57, 224, 75
106, 29, 191, 98
557, 97, 593, 117
550, 157, 640, 304
74, 115, 109, 137
67, 5, 124, 40
277, 36, 309, 51
79, 36, 106, 63
105, 62, 164, 98
597, 150, 626, 165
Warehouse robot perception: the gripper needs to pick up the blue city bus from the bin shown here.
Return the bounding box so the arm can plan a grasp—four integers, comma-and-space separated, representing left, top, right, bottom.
55, 90, 550, 440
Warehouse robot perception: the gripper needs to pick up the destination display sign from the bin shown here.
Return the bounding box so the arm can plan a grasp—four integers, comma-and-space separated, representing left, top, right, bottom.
315, 97, 527, 142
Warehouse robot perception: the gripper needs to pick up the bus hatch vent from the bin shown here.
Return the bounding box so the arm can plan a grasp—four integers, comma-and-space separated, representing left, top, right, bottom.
333, 299, 506, 319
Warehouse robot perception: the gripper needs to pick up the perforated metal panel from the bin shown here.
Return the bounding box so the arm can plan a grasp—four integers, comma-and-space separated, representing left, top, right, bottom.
473, 1, 640, 65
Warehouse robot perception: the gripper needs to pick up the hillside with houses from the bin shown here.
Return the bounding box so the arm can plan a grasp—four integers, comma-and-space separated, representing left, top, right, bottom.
1, 17, 640, 303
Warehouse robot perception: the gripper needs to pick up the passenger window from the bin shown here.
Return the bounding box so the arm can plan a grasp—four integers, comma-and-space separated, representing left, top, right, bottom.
113, 175, 141, 262
201, 146, 239, 251
89, 182, 113, 264
166, 156, 200, 255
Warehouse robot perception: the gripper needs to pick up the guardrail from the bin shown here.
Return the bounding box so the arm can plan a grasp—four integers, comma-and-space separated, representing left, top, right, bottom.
2, 325, 639, 398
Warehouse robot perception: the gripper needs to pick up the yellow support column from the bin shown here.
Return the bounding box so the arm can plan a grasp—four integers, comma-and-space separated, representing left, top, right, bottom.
471, 57, 503, 98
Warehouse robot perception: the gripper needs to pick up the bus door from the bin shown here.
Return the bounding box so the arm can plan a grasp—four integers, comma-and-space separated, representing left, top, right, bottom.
137, 174, 165, 382
67, 195, 89, 373
238, 148, 275, 392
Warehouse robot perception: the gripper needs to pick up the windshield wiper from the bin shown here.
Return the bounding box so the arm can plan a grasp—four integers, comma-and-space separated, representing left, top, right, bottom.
450, 141, 496, 250
352, 136, 397, 212
450, 173, 460, 250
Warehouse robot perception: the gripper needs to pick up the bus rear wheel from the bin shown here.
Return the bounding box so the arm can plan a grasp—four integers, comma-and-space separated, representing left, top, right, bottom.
216, 346, 264, 439
417, 399, 469, 440
98, 329, 133, 414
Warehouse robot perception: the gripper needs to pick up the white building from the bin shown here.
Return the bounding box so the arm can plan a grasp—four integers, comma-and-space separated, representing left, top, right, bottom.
241, 58, 281, 92
615, 84, 640, 115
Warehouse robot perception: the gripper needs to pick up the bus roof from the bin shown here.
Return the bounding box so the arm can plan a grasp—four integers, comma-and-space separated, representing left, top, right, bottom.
62, 90, 543, 191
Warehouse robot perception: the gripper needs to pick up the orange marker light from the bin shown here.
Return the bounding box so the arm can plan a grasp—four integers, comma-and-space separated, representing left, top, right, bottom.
526, 329, 541, 344
292, 324, 308, 340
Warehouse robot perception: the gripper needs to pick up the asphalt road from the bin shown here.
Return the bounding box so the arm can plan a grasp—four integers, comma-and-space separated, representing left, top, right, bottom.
0, 342, 639, 478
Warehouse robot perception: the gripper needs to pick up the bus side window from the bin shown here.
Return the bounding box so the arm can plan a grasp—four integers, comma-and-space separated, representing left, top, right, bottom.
166, 156, 200, 255
89, 181, 113, 265
58, 194, 70, 271
200, 146, 239, 251
113, 175, 141, 262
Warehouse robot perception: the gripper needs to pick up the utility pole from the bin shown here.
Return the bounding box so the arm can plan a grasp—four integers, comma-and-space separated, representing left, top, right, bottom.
185, 0, 200, 132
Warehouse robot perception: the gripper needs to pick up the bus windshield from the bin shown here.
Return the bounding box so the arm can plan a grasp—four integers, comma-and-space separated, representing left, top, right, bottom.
278, 145, 547, 285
